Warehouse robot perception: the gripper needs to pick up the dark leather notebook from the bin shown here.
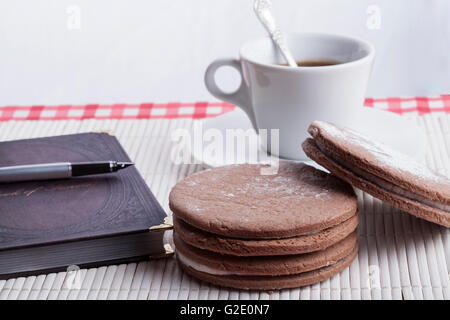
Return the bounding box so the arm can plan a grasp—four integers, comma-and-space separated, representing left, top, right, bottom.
0, 132, 170, 279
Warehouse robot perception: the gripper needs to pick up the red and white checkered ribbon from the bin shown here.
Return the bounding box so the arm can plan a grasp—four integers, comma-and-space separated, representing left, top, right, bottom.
365, 95, 450, 115
0, 102, 234, 121
0, 95, 448, 121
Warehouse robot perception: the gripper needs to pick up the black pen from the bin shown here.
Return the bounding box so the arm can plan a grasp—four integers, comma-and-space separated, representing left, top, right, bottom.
0, 161, 134, 183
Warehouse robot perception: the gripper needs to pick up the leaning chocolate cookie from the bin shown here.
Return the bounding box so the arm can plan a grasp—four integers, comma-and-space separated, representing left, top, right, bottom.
302, 121, 450, 227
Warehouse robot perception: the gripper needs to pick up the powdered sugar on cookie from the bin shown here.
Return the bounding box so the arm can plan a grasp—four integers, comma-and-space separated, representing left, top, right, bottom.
311, 121, 449, 184
169, 161, 357, 238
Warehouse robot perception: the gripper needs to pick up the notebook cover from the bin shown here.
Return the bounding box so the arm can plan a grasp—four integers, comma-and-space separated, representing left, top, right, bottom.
0, 132, 168, 251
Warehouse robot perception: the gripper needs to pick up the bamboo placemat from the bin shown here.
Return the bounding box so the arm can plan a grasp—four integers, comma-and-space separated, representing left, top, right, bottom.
0, 115, 448, 300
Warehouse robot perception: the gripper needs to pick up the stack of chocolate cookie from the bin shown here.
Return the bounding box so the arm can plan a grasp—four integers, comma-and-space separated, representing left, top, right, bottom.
169, 161, 359, 290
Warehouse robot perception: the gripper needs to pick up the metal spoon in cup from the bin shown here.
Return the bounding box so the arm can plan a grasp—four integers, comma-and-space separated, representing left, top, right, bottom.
253, 0, 297, 67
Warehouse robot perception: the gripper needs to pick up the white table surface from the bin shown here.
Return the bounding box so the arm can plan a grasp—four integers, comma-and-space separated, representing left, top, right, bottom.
0, 114, 449, 300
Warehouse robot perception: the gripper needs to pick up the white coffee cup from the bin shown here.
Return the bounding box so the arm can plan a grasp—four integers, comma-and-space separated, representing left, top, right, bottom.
205, 33, 375, 160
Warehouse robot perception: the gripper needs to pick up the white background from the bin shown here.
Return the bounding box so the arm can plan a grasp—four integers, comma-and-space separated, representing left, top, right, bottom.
0, 0, 449, 106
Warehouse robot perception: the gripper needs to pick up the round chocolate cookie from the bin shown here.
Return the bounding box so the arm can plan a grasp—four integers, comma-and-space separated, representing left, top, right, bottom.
173, 213, 359, 256
174, 231, 357, 276
169, 161, 358, 239
303, 121, 450, 227
177, 246, 358, 290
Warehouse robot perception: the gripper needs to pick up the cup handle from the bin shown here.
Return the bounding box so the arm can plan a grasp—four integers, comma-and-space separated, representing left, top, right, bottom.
204, 58, 257, 130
